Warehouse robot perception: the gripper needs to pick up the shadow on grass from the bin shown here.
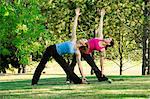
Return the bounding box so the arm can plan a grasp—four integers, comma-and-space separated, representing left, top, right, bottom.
0, 76, 68, 90
62, 93, 149, 99
0, 75, 150, 91
0, 75, 150, 99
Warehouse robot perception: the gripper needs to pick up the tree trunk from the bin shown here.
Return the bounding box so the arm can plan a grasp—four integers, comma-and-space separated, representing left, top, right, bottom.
142, 0, 149, 75
119, 53, 123, 75
146, 0, 150, 75
91, 31, 96, 75
142, 35, 147, 75
148, 37, 150, 74
22, 65, 26, 73
118, 32, 123, 75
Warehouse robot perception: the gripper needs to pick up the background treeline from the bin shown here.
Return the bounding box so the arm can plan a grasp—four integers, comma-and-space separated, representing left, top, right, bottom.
0, 0, 147, 74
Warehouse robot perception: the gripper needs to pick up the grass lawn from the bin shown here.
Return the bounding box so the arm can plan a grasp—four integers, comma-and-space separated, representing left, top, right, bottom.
0, 74, 150, 99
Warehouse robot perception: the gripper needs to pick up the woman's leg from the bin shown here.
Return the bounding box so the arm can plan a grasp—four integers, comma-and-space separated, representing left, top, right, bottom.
81, 53, 108, 81
52, 48, 82, 84
32, 46, 53, 85
66, 54, 77, 82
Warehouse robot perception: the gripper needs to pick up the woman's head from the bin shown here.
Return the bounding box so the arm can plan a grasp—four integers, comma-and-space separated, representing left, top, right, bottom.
76, 39, 88, 53
105, 38, 114, 49
77, 39, 88, 46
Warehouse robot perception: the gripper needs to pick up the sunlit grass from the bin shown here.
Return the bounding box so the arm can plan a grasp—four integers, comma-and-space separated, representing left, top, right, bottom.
0, 60, 147, 99
0, 74, 150, 99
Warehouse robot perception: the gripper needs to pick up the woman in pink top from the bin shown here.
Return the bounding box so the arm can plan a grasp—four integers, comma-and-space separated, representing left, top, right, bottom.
83, 8, 114, 78
66, 8, 114, 83
85, 38, 113, 54
87, 9, 114, 77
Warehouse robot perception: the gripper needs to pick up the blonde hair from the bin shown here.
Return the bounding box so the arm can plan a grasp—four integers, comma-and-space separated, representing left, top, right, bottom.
77, 39, 87, 46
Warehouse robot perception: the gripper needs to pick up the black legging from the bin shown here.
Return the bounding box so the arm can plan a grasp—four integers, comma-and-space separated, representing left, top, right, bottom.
32, 45, 82, 85
66, 53, 108, 81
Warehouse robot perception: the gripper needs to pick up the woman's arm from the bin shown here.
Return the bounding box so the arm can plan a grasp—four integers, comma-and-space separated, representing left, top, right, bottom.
100, 52, 104, 77
97, 9, 106, 77
97, 8, 105, 39
75, 49, 86, 80
71, 8, 80, 42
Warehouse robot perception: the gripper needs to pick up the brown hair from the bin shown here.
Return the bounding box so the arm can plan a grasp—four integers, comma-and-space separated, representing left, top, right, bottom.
105, 39, 114, 50
79, 44, 88, 53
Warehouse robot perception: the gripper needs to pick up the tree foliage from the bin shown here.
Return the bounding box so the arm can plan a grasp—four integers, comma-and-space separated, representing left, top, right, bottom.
0, 0, 144, 67
0, 0, 46, 64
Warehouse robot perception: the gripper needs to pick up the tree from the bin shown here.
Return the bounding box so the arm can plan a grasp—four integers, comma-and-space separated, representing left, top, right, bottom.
142, 0, 150, 75
0, 0, 46, 72
0, 0, 145, 75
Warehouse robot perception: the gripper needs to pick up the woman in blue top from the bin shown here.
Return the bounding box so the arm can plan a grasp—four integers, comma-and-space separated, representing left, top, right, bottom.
32, 8, 87, 85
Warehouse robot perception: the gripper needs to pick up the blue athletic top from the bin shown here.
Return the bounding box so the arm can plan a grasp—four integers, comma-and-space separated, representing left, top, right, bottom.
56, 41, 76, 55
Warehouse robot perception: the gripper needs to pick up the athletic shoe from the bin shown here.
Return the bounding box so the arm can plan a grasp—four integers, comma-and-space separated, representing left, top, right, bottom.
81, 78, 90, 84
98, 77, 112, 83
98, 77, 108, 81
31, 83, 37, 86
107, 79, 112, 83
66, 81, 70, 84
81, 80, 90, 84
31, 82, 37, 85
66, 80, 74, 84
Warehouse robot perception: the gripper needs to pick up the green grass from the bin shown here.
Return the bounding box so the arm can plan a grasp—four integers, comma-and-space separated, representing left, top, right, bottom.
0, 75, 150, 99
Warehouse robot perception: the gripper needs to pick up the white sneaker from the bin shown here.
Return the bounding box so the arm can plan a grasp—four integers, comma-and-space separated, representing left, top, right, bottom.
66, 81, 70, 84
107, 79, 112, 83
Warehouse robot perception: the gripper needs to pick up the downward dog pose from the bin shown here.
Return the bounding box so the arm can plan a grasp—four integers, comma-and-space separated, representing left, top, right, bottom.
66, 8, 114, 83
32, 8, 87, 85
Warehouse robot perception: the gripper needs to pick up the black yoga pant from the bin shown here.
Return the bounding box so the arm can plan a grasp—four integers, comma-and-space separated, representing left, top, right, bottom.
32, 45, 82, 85
67, 53, 108, 81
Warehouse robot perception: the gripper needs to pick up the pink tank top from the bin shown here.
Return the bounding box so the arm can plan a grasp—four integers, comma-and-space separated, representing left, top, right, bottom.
86, 38, 105, 54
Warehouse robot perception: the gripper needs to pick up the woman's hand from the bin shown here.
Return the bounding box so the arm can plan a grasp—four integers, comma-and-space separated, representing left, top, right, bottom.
101, 8, 106, 16
75, 8, 81, 16
82, 77, 88, 84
